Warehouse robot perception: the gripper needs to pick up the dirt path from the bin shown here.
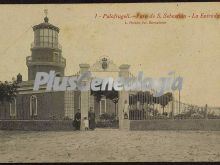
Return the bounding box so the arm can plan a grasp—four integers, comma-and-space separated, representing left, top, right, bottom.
0, 129, 219, 162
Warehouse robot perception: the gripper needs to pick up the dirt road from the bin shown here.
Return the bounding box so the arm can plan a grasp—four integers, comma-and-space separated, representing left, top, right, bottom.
0, 129, 219, 162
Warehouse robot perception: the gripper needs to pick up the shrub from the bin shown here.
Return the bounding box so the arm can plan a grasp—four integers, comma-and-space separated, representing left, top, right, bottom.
63, 116, 72, 120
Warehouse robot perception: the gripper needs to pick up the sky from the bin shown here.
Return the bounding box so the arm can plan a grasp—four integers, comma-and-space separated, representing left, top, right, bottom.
0, 3, 220, 106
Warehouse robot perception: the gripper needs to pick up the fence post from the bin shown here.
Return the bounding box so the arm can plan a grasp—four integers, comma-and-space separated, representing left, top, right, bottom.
171, 96, 174, 119
205, 104, 208, 119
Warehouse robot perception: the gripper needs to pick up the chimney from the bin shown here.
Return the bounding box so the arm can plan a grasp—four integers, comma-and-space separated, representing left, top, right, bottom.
17, 73, 22, 83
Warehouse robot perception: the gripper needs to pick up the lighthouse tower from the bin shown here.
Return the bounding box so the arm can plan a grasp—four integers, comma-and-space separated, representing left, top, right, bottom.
26, 10, 66, 80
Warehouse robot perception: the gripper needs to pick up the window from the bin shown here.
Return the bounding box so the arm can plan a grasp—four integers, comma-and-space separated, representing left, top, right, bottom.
49, 35, 52, 42
64, 91, 75, 119
55, 31, 58, 38
34, 28, 59, 48
49, 29, 53, 37
30, 95, 37, 116
9, 98, 16, 117
40, 29, 44, 36
100, 99, 106, 115
34, 29, 40, 46
40, 37, 44, 42
44, 36, 49, 42
44, 41, 49, 47
44, 28, 48, 36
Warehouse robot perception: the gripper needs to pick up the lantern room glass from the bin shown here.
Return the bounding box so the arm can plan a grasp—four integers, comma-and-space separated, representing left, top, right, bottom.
34, 28, 58, 48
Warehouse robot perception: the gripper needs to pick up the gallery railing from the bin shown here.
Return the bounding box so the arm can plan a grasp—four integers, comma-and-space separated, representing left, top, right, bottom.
31, 42, 62, 50
26, 56, 66, 66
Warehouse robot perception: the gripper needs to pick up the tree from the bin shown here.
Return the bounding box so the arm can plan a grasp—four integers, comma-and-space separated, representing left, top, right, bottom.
91, 86, 119, 117
136, 91, 173, 114
91, 85, 119, 103
0, 80, 18, 119
0, 80, 18, 103
155, 92, 173, 114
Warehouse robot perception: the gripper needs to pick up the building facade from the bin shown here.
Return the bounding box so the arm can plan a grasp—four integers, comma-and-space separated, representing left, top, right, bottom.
0, 15, 130, 126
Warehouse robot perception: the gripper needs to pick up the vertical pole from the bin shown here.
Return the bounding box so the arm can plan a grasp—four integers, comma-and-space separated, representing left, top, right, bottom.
205, 104, 208, 119
172, 72, 176, 118
105, 98, 107, 113
79, 64, 90, 131
115, 103, 116, 117
171, 95, 174, 119
179, 88, 181, 115
99, 100, 101, 115
80, 90, 89, 131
